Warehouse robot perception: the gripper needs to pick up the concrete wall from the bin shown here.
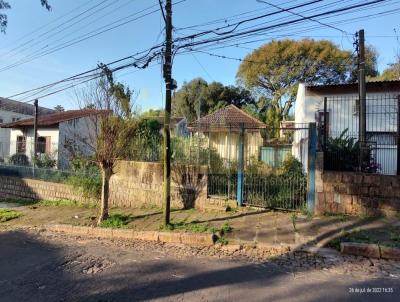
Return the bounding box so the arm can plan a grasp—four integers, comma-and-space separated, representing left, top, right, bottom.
315, 152, 400, 217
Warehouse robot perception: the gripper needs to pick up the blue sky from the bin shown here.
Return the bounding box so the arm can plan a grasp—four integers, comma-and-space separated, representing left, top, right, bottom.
0, 0, 399, 112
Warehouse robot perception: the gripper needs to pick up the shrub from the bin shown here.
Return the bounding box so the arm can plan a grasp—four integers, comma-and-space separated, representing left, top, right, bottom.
66, 156, 101, 198
279, 154, 304, 177
9, 154, 29, 166
33, 153, 57, 168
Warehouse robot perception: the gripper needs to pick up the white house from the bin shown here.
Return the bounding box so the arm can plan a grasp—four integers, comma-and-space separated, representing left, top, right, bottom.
1, 109, 108, 169
0, 97, 53, 162
294, 80, 400, 175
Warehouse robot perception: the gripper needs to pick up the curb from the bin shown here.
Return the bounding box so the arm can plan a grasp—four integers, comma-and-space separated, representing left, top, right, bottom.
45, 224, 216, 247
340, 242, 400, 260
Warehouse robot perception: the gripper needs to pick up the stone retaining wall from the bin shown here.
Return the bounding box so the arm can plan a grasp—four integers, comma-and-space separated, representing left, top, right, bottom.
0, 176, 93, 203
315, 152, 400, 216
0, 161, 223, 210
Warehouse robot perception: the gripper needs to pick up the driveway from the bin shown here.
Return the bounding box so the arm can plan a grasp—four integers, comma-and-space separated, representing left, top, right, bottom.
0, 229, 398, 302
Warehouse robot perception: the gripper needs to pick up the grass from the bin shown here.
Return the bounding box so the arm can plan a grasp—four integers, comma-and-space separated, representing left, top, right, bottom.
99, 213, 131, 228
323, 212, 352, 222
161, 221, 234, 235
0, 209, 22, 222
1, 198, 96, 208
327, 227, 400, 251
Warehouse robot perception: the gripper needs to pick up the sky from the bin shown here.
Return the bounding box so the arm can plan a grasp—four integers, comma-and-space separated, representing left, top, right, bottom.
0, 0, 399, 112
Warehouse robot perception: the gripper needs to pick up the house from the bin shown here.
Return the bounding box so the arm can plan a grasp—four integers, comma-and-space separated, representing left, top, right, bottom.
294, 80, 400, 175
189, 105, 265, 164
0, 97, 54, 162
0, 109, 109, 169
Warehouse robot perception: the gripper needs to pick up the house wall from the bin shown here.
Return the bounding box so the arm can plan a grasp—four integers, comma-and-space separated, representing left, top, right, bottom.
0, 110, 32, 161
208, 131, 263, 163
294, 83, 400, 175
9, 127, 59, 163
58, 116, 97, 169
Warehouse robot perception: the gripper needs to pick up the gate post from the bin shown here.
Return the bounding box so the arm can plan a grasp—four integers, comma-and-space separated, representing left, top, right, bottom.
237, 123, 245, 206
307, 123, 317, 212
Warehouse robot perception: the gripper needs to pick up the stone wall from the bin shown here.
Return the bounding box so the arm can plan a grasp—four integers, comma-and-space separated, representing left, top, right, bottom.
315, 152, 400, 216
109, 161, 208, 209
0, 161, 234, 211
0, 176, 94, 203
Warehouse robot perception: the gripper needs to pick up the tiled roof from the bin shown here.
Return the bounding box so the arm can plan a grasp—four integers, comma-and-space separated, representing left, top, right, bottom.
0, 97, 54, 116
0, 109, 109, 128
189, 105, 265, 131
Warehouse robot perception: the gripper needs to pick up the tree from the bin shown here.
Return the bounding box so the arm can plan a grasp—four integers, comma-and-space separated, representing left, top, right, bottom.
237, 39, 378, 120
0, 0, 50, 33
54, 105, 65, 112
76, 64, 133, 224
172, 78, 254, 122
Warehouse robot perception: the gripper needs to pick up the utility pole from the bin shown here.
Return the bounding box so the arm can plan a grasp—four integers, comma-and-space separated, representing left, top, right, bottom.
33, 99, 39, 165
162, 0, 173, 226
357, 29, 366, 171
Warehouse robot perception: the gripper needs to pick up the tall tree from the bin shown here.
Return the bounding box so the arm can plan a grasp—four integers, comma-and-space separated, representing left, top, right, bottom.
237, 39, 378, 120
53, 105, 65, 112
172, 78, 254, 122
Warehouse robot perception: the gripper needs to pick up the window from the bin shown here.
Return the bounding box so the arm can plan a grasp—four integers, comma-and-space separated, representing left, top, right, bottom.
317, 111, 330, 136
0, 118, 3, 124
37, 136, 51, 154
16, 136, 26, 154
12, 117, 20, 122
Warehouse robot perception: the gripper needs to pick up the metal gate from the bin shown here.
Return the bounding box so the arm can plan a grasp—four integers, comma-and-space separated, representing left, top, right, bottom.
207, 124, 311, 211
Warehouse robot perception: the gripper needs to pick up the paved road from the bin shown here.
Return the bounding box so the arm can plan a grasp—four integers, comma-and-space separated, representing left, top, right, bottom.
0, 229, 398, 302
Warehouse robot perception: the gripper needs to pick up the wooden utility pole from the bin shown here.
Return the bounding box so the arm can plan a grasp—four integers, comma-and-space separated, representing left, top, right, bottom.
33, 99, 39, 163
358, 29, 366, 171
162, 0, 173, 226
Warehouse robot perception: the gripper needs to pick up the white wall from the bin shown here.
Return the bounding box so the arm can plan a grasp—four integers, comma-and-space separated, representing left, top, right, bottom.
9, 127, 59, 164
294, 83, 400, 175
0, 110, 32, 161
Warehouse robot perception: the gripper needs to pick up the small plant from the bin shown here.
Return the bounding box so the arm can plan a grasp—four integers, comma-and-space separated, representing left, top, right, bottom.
37, 199, 96, 208
220, 222, 233, 234
0, 209, 22, 222
301, 206, 313, 220
99, 213, 131, 228
216, 237, 229, 245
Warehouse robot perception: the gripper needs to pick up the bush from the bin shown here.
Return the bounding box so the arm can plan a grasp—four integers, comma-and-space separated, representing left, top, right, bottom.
99, 213, 131, 228
67, 156, 101, 198
9, 154, 29, 166
33, 153, 57, 168
279, 154, 304, 177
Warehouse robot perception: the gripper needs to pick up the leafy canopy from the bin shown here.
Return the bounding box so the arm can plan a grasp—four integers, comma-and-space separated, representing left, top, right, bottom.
237, 39, 378, 119
172, 78, 254, 122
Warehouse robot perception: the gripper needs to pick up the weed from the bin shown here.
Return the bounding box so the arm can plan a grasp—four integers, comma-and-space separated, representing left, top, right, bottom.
323, 212, 351, 222
160, 221, 212, 233
99, 213, 131, 228
301, 206, 313, 220
220, 222, 233, 234
0, 209, 21, 222
217, 237, 229, 245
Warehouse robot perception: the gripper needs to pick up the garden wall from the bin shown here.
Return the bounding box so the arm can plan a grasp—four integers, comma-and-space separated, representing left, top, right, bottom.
0, 176, 94, 203
0, 161, 215, 210
315, 152, 400, 216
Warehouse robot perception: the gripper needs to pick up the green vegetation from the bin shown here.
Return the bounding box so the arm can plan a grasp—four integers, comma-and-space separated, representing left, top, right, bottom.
291, 212, 298, 233
327, 227, 400, 250
99, 213, 131, 228
0, 209, 21, 222
216, 237, 229, 245
161, 221, 233, 235
9, 154, 30, 166
33, 154, 57, 168
3, 198, 95, 208
66, 157, 102, 199
323, 212, 352, 222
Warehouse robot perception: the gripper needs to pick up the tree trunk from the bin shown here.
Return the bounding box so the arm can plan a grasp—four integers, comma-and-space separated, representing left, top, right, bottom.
97, 165, 112, 225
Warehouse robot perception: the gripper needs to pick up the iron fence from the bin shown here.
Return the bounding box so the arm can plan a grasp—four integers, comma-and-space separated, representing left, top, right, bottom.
320, 95, 399, 175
